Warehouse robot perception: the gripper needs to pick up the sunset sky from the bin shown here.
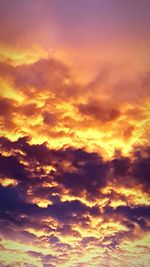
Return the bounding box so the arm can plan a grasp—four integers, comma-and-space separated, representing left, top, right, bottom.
0, 1, 150, 267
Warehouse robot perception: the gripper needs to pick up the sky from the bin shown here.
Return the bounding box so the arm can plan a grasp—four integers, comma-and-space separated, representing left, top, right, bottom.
0, 1, 150, 266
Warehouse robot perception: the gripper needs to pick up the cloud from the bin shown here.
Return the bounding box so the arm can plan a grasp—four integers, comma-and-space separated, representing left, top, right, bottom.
0, 136, 149, 266
54, 148, 108, 199
105, 205, 150, 223
0, 2, 149, 266
42, 111, 57, 126
0, 57, 149, 266
110, 146, 150, 192
0, 58, 77, 101
111, 157, 131, 177
77, 98, 120, 123
132, 151, 150, 191
14, 59, 69, 94
0, 154, 28, 181
0, 97, 17, 129
20, 103, 40, 117
0, 56, 149, 161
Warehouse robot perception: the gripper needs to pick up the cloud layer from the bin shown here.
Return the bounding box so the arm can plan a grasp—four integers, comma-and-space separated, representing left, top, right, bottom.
0, 1, 150, 266
0, 136, 150, 266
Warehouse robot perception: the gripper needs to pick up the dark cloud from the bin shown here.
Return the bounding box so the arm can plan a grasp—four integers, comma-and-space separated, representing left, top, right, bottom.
110, 147, 150, 191
48, 235, 59, 244
0, 136, 53, 165
111, 157, 131, 177
0, 185, 34, 214
116, 205, 150, 220
104, 205, 150, 231
55, 151, 107, 198
0, 154, 28, 181
132, 155, 150, 191
0, 185, 99, 225
0, 136, 108, 200
77, 98, 120, 122
48, 200, 99, 222
0, 136, 149, 204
